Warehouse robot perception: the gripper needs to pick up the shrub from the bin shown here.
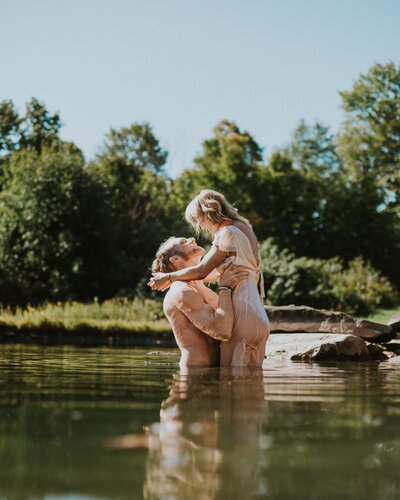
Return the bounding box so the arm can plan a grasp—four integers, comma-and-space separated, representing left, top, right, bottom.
330, 257, 399, 316
260, 238, 399, 316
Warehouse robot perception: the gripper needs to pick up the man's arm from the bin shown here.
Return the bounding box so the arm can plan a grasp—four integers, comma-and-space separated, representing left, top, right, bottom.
203, 268, 220, 284
200, 285, 219, 309
176, 286, 234, 341
176, 264, 249, 341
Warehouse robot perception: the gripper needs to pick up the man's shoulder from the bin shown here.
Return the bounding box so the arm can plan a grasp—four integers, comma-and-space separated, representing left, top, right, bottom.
164, 281, 201, 307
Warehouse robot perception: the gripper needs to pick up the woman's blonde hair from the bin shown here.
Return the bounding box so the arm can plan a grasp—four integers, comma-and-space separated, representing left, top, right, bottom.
185, 189, 250, 234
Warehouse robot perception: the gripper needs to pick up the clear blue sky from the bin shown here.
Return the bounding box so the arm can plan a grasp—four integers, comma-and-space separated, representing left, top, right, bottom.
1, 0, 399, 177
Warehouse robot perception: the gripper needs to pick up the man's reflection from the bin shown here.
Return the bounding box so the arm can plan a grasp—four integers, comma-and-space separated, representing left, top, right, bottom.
143, 367, 268, 499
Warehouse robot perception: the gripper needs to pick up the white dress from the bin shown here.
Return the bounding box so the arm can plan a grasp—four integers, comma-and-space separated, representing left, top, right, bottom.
213, 225, 270, 367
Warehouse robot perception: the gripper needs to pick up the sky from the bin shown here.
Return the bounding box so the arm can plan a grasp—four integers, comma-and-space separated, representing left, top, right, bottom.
1, 0, 399, 177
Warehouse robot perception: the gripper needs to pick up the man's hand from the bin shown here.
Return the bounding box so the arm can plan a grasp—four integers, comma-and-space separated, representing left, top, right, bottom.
219, 263, 249, 289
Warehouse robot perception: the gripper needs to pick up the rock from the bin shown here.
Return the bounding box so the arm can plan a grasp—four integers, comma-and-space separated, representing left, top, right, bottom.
366, 343, 394, 361
381, 340, 400, 355
354, 319, 394, 342
388, 313, 400, 333
265, 305, 394, 343
266, 333, 379, 361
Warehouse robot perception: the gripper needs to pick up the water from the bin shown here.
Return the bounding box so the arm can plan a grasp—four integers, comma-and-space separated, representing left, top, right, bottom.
1, 344, 400, 500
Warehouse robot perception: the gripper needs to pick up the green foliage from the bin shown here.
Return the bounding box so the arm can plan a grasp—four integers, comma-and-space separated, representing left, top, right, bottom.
260, 238, 399, 316
19, 97, 63, 154
288, 120, 340, 176
330, 257, 398, 316
260, 238, 337, 309
338, 61, 400, 200
0, 61, 399, 310
92, 122, 184, 294
336, 61, 400, 282
96, 122, 168, 175
0, 100, 20, 160
0, 97, 70, 160
173, 120, 263, 220
0, 146, 116, 304
0, 297, 165, 323
251, 150, 325, 250
252, 115, 400, 287
0, 298, 169, 336
366, 307, 400, 324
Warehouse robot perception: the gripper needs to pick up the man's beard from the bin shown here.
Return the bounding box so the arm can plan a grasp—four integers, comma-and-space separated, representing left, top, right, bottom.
185, 246, 205, 261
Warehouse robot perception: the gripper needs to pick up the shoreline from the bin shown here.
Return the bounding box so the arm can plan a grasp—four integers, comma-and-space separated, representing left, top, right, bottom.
0, 321, 175, 347
0, 330, 176, 347
0, 305, 397, 351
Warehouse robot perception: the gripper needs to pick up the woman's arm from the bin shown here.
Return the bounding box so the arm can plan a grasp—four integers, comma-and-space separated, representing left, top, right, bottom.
173, 246, 227, 280
149, 246, 228, 291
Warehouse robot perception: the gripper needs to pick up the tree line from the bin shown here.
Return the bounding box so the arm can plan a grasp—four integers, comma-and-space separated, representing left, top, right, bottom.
0, 62, 399, 308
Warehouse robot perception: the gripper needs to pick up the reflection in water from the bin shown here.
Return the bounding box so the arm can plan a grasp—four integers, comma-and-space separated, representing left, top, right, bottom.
1, 345, 400, 499
144, 367, 268, 499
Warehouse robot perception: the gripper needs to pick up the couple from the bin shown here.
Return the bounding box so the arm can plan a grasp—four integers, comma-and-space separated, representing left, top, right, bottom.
148, 190, 270, 368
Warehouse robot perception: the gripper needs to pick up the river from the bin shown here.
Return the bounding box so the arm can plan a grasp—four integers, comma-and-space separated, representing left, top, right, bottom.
1, 344, 399, 499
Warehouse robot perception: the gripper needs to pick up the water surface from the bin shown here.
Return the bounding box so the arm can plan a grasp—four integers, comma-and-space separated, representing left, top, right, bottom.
1, 344, 400, 499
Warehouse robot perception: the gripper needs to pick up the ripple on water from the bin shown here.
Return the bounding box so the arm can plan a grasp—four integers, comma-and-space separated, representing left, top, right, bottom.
1, 344, 400, 499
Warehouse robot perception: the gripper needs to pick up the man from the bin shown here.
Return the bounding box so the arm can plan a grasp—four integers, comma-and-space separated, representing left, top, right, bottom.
150, 237, 248, 368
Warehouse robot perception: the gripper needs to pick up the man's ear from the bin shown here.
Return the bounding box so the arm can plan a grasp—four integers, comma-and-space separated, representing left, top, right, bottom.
169, 255, 182, 265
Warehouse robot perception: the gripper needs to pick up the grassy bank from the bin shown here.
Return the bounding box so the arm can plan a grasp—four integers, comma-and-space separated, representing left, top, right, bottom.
366, 308, 398, 324
0, 299, 172, 340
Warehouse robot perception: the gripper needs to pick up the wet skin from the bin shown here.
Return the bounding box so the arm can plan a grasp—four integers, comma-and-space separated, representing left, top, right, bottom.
160, 237, 245, 368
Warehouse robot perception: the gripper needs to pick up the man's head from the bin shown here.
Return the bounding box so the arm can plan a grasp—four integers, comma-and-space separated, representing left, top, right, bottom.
151, 237, 205, 273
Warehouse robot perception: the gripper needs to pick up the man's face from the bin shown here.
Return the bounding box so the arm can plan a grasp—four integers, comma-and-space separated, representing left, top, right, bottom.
171, 237, 205, 263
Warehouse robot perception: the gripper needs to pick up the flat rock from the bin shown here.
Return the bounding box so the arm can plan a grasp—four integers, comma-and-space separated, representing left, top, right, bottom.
265, 305, 394, 343
265, 333, 391, 362
366, 343, 396, 361
381, 340, 400, 355
388, 313, 400, 333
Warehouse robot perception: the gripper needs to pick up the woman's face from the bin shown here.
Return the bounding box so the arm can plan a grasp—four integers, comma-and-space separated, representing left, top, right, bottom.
199, 214, 218, 234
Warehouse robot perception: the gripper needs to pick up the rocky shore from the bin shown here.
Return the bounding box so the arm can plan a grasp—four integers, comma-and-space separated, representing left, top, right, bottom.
265, 307, 400, 363
266, 333, 400, 362
265, 305, 395, 342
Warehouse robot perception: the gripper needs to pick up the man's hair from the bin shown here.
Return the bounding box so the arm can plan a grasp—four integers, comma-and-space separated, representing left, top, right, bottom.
151, 237, 186, 273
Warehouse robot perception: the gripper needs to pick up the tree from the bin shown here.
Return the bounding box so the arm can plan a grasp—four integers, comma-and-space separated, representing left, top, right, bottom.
0, 98, 79, 191
19, 98, 63, 154
251, 151, 325, 251
337, 61, 400, 207
0, 100, 20, 160
173, 120, 264, 223
0, 97, 64, 158
92, 123, 180, 295
0, 146, 117, 305
336, 62, 400, 285
287, 120, 340, 176
97, 123, 167, 176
